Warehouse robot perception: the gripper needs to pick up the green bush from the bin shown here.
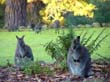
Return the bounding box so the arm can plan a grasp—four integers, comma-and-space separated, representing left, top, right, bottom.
22, 60, 53, 75
64, 13, 93, 27
91, 0, 110, 26
45, 28, 75, 70
45, 28, 110, 70
81, 28, 110, 55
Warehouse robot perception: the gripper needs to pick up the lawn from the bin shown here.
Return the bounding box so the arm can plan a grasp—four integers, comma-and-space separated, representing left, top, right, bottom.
0, 28, 110, 66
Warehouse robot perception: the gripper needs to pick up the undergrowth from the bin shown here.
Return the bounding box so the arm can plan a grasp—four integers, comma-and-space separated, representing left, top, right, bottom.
23, 60, 53, 75
45, 28, 110, 70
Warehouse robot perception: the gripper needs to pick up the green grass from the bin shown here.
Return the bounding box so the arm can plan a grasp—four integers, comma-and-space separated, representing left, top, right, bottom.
0, 28, 110, 66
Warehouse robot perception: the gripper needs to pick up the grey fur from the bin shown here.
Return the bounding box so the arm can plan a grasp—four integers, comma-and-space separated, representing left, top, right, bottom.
34, 22, 42, 33
67, 36, 92, 78
50, 20, 60, 28
30, 22, 42, 33
15, 35, 34, 68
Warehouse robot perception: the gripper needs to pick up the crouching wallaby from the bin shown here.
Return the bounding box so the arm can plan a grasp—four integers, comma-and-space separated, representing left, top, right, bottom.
15, 35, 34, 68
67, 36, 93, 78
30, 22, 42, 33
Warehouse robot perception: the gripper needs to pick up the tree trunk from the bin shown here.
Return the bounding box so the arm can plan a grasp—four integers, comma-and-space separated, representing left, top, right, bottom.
27, 0, 45, 25
5, 0, 27, 31
27, 2, 37, 24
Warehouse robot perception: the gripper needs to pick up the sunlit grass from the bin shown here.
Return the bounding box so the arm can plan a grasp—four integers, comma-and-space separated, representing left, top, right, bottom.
0, 28, 110, 66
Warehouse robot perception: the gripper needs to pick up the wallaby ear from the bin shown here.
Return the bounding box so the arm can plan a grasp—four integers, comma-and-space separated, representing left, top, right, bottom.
77, 36, 80, 43
16, 35, 19, 39
21, 35, 25, 39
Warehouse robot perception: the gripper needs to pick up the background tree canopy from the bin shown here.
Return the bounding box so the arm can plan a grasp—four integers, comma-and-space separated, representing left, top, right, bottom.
0, 0, 95, 30
40, 0, 95, 24
91, 0, 110, 27
0, 0, 110, 29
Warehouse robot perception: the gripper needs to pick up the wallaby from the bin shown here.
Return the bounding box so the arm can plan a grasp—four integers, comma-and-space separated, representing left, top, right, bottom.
15, 35, 34, 68
30, 22, 42, 33
50, 20, 60, 33
34, 22, 42, 33
30, 23, 35, 31
67, 36, 92, 78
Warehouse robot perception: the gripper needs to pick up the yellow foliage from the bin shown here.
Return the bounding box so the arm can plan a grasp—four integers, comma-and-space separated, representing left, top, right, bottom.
0, 0, 5, 4
27, 0, 37, 3
40, 0, 95, 24
1, 0, 95, 25
39, 10, 45, 16
43, 0, 51, 4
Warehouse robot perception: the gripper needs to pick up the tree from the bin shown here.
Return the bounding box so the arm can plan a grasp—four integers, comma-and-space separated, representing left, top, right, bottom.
5, 0, 27, 31
90, 0, 110, 27
1, 0, 95, 29
40, 0, 95, 25
64, 12, 93, 27
27, 0, 45, 24
0, 4, 5, 28
0, 0, 5, 4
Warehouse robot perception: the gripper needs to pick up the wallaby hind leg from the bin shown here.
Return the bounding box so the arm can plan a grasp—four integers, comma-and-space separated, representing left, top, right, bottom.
15, 57, 21, 68
84, 59, 93, 78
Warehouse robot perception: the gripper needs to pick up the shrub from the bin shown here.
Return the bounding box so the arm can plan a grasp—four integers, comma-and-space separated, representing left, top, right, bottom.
45, 28, 75, 70
64, 13, 93, 27
45, 28, 110, 70
22, 60, 53, 75
81, 28, 110, 55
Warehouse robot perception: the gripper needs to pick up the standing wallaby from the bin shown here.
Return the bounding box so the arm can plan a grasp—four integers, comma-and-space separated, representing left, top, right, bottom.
67, 36, 92, 78
15, 35, 34, 68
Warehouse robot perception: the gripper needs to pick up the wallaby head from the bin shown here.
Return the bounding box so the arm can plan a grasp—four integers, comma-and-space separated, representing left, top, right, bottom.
16, 35, 25, 47
71, 36, 82, 61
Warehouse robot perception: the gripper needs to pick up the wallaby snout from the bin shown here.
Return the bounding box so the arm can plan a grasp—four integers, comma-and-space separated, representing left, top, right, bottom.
16, 35, 25, 47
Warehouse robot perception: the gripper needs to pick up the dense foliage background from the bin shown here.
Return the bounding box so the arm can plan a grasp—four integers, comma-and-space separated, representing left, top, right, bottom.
0, 0, 110, 29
